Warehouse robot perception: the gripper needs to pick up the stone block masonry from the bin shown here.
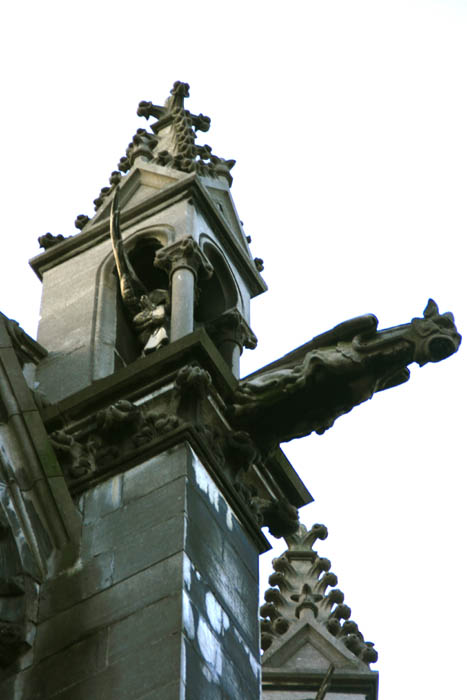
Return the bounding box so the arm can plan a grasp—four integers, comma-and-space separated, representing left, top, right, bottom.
1, 442, 261, 699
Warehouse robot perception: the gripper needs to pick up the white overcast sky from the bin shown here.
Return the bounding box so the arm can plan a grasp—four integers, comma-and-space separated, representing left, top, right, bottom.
1, 2, 465, 698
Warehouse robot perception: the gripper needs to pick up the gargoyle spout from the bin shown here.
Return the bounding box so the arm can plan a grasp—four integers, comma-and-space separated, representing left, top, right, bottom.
231, 299, 461, 450
351, 298, 461, 367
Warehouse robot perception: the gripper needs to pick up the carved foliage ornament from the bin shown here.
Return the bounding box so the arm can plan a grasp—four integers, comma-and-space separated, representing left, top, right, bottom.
50, 400, 180, 482
72, 81, 237, 227
136, 81, 236, 183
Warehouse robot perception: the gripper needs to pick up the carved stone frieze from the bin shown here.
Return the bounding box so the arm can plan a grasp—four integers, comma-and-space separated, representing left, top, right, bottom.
49, 399, 181, 485
260, 523, 378, 665
154, 237, 214, 282
232, 299, 461, 450
45, 361, 301, 543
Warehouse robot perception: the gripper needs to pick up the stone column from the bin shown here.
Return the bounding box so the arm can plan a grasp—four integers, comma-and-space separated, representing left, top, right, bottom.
154, 237, 213, 342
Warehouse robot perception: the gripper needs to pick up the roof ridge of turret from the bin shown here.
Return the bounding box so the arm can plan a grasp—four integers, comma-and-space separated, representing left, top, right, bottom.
68, 81, 235, 237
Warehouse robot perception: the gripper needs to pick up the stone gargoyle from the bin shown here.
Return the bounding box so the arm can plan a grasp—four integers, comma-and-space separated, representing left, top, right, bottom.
231, 299, 461, 451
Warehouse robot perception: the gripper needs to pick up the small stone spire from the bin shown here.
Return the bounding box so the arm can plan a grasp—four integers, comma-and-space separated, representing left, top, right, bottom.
260, 523, 378, 666
74, 81, 237, 225
123, 81, 236, 182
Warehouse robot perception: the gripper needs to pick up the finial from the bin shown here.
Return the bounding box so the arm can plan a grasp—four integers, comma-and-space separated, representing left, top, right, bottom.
132, 81, 235, 183
260, 523, 378, 665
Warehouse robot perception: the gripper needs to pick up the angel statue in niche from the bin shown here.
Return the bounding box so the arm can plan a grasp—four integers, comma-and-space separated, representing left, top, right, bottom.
110, 187, 169, 355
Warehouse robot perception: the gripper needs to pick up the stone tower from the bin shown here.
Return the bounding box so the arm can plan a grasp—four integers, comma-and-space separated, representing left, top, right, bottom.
0, 82, 461, 699
0, 81, 313, 699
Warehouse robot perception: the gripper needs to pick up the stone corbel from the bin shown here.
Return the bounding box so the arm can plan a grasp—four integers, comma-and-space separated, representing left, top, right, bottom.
174, 364, 213, 426
154, 238, 213, 341
250, 497, 300, 538
50, 400, 182, 485
206, 309, 257, 376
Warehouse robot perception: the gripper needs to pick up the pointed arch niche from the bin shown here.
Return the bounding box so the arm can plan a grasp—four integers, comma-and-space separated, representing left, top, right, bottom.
196, 239, 240, 324
91, 226, 174, 379
196, 237, 245, 373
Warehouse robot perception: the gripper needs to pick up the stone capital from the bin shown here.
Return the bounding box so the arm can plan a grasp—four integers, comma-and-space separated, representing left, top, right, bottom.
154, 237, 214, 280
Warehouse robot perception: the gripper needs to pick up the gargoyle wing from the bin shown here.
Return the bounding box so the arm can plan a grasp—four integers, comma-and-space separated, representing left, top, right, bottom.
245, 314, 378, 380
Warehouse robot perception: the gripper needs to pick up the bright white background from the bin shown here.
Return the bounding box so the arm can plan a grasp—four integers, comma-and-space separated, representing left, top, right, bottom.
1, 2, 465, 698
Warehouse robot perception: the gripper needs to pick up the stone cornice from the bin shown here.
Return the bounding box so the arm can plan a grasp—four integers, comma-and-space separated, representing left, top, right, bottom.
261, 669, 378, 700
29, 173, 266, 298
41, 329, 237, 429
40, 330, 312, 534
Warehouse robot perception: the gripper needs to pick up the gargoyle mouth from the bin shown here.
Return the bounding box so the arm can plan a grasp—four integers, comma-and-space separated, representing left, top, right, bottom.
428, 335, 460, 362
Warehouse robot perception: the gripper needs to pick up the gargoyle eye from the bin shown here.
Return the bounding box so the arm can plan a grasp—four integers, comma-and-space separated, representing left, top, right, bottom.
436, 316, 454, 329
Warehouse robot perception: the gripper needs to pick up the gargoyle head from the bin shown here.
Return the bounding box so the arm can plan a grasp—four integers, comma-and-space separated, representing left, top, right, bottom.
411, 299, 461, 366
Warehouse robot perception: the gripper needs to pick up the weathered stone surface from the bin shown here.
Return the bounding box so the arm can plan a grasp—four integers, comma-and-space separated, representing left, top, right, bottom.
185, 490, 258, 646
182, 449, 261, 698
183, 642, 223, 700
34, 552, 184, 661
122, 445, 188, 504
112, 512, 184, 582
107, 592, 181, 663
82, 474, 122, 523
38, 550, 114, 622
49, 633, 182, 700
81, 475, 185, 559
20, 629, 108, 699
137, 681, 183, 700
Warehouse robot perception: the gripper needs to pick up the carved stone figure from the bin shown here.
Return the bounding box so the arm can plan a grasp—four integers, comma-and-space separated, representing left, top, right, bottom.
232, 300, 461, 450
110, 187, 170, 355
251, 497, 299, 538
50, 430, 92, 479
